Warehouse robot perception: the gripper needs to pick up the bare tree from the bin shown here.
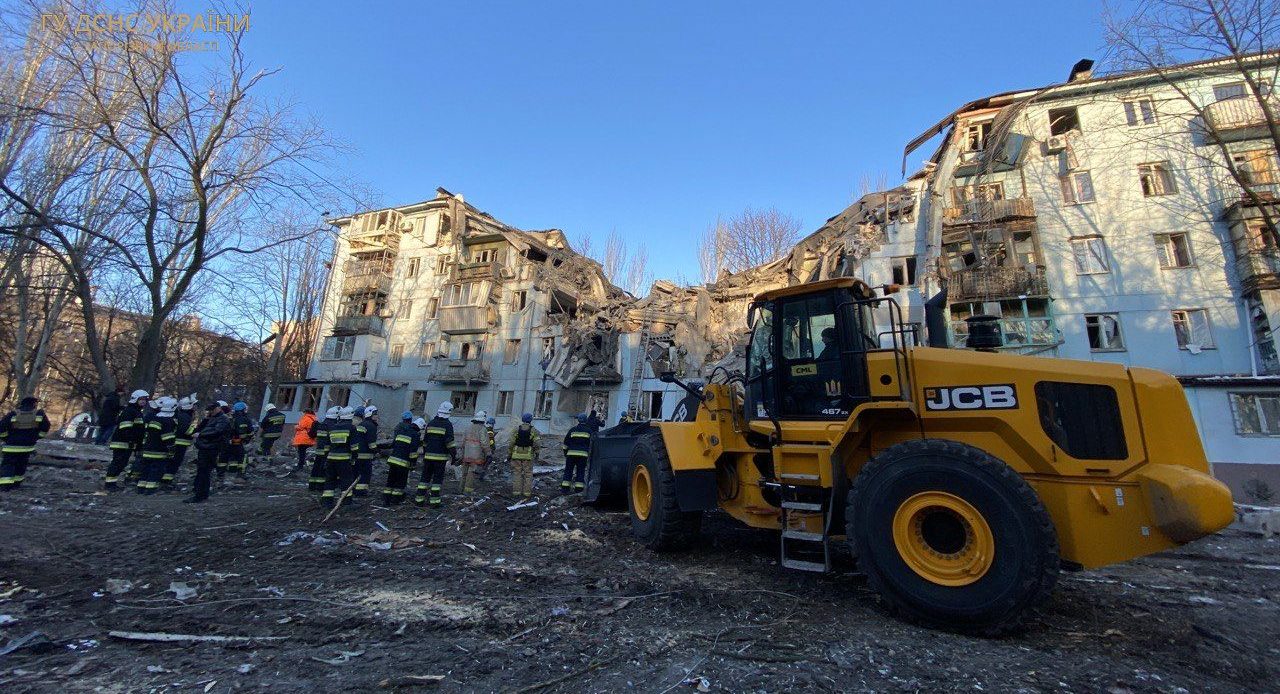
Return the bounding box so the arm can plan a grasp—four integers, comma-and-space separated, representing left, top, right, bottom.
696, 207, 803, 281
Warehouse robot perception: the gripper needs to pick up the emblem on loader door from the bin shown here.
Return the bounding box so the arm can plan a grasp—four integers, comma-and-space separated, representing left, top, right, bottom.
923, 384, 1018, 411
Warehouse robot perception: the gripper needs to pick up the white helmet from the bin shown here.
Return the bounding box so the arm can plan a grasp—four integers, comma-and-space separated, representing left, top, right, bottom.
338, 406, 355, 420
216, 400, 229, 409
436, 401, 454, 417
157, 396, 177, 415
364, 404, 378, 416
472, 409, 486, 423
129, 389, 149, 403
149, 397, 161, 409
412, 417, 426, 430
265, 402, 277, 411
325, 406, 340, 419
178, 395, 196, 410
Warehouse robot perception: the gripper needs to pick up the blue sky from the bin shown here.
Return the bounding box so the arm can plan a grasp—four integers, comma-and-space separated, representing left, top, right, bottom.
242, 0, 1109, 282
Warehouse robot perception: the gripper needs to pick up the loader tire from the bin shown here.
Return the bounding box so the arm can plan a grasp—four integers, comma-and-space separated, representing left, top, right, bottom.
628, 430, 702, 551
847, 439, 1059, 636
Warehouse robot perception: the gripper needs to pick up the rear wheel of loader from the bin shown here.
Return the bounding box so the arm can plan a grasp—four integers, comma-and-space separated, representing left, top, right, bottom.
628, 430, 702, 551
847, 439, 1059, 636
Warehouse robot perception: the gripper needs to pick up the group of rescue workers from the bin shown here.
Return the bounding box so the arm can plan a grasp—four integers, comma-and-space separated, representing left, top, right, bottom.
0, 389, 605, 509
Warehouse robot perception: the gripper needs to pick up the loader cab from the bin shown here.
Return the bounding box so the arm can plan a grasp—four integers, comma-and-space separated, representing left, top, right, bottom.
744, 279, 877, 422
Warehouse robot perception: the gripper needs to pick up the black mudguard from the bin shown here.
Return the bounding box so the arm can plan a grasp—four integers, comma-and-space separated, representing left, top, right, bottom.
584, 422, 654, 507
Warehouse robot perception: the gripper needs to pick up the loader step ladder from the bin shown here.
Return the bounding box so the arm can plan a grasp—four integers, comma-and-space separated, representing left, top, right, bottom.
770, 443, 834, 573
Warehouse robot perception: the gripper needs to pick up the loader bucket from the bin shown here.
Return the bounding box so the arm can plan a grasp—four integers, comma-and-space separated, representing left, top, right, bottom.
584, 421, 654, 507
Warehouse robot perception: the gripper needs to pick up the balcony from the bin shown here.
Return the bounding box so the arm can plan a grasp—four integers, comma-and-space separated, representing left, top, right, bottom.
1204, 96, 1280, 142
452, 260, 502, 282
437, 305, 491, 334
427, 359, 490, 384
942, 197, 1035, 227
332, 315, 384, 337
1236, 250, 1280, 290
948, 266, 1049, 302
950, 315, 1058, 351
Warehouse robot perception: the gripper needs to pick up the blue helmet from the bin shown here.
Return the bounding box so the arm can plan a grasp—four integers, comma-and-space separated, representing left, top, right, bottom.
402, 410, 413, 420
576, 413, 588, 423
232, 401, 247, 412
486, 417, 495, 426
521, 413, 533, 423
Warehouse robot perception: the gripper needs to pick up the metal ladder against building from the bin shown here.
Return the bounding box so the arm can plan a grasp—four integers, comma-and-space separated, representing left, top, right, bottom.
626, 326, 651, 419
772, 444, 832, 573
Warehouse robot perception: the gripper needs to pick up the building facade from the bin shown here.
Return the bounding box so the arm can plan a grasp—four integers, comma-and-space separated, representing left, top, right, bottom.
855, 55, 1280, 498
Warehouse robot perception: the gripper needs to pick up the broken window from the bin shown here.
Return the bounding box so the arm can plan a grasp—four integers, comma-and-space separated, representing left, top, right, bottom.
1155, 233, 1194, 268
1070, 236, 1110, 275
1048, 106, 1081, 135
426, 297, 439, 319
1010, 231, 1038, 267
302, 386, 323, 412
541, 337, 555, 362
410, 390, 428, 413
1123, 97, 1157, 126
1060, 171, 1095, 204
496, 391, 514, 416
397, 299, 413, 319
943, 235, 978, 272
504, 339, 521, 364
322, 336, 355, 360
1138, 162, 1176, 197
1229, 392, 1280, 435
405, 257, 420, 278
274, 386, 298, 410
328, 386, 351, 409
442, 282, 479, 307
534, 390, 554, 418
436, 255, 451, 275
1246, 221, 1280, 252
1214, 82, 1248, 101
473, 248, 496, 263
1085, 314, 1125, 351
641, 391, 664, 420
1232, 150, 1279, 185
511, 290, 528, 312
418, 341, 434, 366
960, 121, 992, 154
951, 182, 1004, 206
450, 391, 478, 414
1172, 309, 1214, 349
891, 256, 917, 286
388, 344, 404, 367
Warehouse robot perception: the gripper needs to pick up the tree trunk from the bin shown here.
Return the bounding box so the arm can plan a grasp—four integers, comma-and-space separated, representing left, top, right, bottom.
129, 318, 166, 392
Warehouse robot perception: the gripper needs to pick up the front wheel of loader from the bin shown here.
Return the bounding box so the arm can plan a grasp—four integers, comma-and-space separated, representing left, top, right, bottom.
847, 439, 1059, 636
628, 430, 702, 551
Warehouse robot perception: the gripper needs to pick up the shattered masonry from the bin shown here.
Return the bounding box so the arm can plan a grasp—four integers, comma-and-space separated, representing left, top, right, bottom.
287, 187, 903, 431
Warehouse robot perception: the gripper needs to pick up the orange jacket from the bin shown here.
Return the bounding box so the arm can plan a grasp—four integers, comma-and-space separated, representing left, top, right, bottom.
292, 412, 317, 446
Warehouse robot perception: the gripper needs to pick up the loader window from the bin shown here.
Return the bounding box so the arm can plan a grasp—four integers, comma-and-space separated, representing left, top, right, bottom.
1034, 381, 1128, 460
778, 292, 856, 419
745, 303, 777, 421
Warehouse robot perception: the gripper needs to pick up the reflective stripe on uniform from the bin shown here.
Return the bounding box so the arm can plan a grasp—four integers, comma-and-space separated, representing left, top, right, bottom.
569, 432, 591, 439
425, 427, 446, 435
565, 450, 589, 457
387, 456, 411, 468
142, 452, 168, 459
174, 440, 192, 447
328, 453, 351, 461
394, 435, 412, 444
110, 442, 130, 450
2, 446, 35, 454
422, 453, 449, 461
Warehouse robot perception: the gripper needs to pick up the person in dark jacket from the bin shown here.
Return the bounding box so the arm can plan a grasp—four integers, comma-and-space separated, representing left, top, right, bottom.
416, 402, 456, 506
222, 402, 255, 479
308, 406, 338, 492
137, 396, 177, 494
561, 413, 593, 494
321, 407, 356, 503
353, 405, 379, 497
105, 390, 148, 489
165, 395, 197, 485
0, 396, 50, 489
185, 403, 231, 503
94, 387, 124, 445
383, 412, 421, 504
257, 403, 285, 457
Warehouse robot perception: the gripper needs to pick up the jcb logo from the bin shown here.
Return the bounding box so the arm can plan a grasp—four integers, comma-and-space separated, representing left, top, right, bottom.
924, 384, 1018, 411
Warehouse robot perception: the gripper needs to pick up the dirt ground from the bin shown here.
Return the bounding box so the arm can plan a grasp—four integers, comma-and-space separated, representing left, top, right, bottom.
0, 446, 1277, 693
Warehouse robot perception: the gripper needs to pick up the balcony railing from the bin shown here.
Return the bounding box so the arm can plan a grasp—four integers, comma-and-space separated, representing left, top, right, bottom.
333, 315, 384, 337
948, 266, 1049, 302
452, 260, 502, 282
437, 305, 490, 334
1204, 95, 1280, 140
427, 359, 490, 384
942, 197, 1035, 226
1236, 250, 1280, 288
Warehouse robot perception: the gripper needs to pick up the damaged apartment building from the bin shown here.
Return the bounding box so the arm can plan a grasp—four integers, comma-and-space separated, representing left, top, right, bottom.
852, 53, 1280, 495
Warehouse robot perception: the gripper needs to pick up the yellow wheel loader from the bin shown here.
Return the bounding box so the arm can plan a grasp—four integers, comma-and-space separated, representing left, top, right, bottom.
587, 277, 1234, 635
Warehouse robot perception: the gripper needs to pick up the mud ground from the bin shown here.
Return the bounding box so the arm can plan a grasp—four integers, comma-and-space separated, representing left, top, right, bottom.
0, 446, 1277, 693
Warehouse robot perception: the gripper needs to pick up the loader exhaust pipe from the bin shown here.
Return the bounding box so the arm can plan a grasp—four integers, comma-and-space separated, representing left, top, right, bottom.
924, 288, 950, 348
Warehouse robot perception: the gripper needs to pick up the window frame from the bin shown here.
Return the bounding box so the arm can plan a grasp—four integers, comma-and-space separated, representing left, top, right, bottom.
1123, 96, 1158, 127
890, 256, 918, 286
436, 255, 451, 275
1061, 170, 1096, 205
1084, 313, 1126, 352
302, 386, 323, 412
418, 341, 435, 366
1070, 236, 1111, 275
511, 290, 528, 312
1138, 161, 1177, 197
503, 338, 521, 364
321, 335, 356, 361
405, 256, 421, 278
327, 386, 351, 409
1172, 308, 1216, 350
274, 386, 299, 410
1154, 232, 1195, 269
496, 390, 514, 416
388, 343, 404, 367
409, 390, 429, 413
1232, 149, 1279, 185
1229, 392, 1280, 437
534, 390, 554, 418
450, 390, 478, 414
1048, 106, 1082, 136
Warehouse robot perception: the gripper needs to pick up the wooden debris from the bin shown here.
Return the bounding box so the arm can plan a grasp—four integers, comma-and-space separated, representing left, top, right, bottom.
107, 630, 286, 643
379, 674, 445, 688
